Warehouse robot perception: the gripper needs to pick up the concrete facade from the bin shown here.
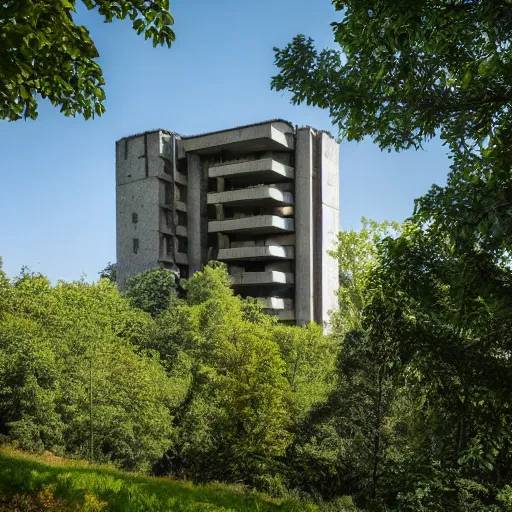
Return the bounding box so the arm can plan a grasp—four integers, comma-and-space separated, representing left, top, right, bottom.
116, 120, 340, 328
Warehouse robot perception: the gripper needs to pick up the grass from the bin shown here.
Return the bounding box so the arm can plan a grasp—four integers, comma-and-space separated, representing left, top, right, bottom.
0, 446, 317, 512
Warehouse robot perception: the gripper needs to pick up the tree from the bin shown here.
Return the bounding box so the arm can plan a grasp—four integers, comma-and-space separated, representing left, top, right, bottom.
0, 271, 185, 472
1, 0, 175, 121
329, 218, 400, 336
124, 268, 178, 316
98, 261, 116, 283
368, 224, 512, 510
153, 263, 294, 485
272, 323, 337, 421
285, 224, 400, 506
272, 0, 512, 252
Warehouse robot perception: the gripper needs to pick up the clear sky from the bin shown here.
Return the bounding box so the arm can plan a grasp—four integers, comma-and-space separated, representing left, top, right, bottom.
0, 0, 450, 282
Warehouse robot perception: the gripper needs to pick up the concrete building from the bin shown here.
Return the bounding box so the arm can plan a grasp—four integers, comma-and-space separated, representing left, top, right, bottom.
116, 120, 340, 327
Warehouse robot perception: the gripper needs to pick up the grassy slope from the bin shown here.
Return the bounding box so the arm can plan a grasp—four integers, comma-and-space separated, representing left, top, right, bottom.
0, 446, 316, 512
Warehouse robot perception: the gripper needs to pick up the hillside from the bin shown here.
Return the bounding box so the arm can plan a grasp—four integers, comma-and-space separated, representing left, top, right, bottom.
0, 447, 317, 512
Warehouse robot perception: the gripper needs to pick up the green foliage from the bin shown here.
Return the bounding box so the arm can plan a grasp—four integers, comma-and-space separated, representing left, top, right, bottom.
368, 225, 512, 510
272, 7, 512, 508
98, 262, 116, 283
182, 261, 233, 306
124, 268, 178, 316
329, 218, 400, 336
0, 261, 338, 497
1, 0, 175, 121
272, 323, 337, 421
272, 0, 512, 256
0, 271, 183, 471
0, 447, 317, 512
160, 263, 295, 484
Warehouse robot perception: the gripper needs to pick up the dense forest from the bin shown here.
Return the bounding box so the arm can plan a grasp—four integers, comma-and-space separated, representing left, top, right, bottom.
2, 208, 512, 511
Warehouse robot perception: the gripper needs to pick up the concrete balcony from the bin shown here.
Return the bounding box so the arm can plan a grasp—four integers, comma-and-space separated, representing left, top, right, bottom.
258, 297, 294, 310
175, 200, 187, 212
217, 245, 294, 261
208, 215, 294, 234
176, 225, 187, 237
209, 158, 294, 184
182, 120, 294, 155
268, 309, 296, 322
230, 271, 294, 287
208, 185, 293, 207
161, 201, 187, 212
159, 253, 188, 265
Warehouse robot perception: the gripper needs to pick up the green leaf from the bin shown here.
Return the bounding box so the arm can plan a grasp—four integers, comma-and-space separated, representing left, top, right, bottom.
19, 85, 30, 100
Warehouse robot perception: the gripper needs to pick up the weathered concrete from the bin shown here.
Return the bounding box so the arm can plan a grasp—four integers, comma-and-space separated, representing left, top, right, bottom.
116, 177, 162, 288
274, 309, 296, 321
230, 271, 295, 287
161, 252, 188, 266
209, 158, 294, 184
183, 121, 294, 155
175, 171, 188, 186
230, 240, 256, 248
116, 120, 340, 330
264, 234, 295, 246
187, 154, 203, 274
207, 185, 293, 207
208, 215, 294, 234
116, 130, 178, 288
217, 246, 294, 261
318, 132, 340, 329
265, 261, 292, 272
294, 128, 315, 325
257, 297, 294, 310
259, 297, 296, 321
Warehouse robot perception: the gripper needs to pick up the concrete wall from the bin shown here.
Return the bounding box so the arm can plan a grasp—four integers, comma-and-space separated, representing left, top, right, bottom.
319, 133, 340, 328
116, 132, 163, 288
187, 154, 203, 274
116, 130, 178, 288
294, 128, 315, 325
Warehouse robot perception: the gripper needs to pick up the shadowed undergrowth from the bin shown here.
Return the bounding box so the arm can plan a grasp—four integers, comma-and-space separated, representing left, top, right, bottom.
0, 446, 317, 512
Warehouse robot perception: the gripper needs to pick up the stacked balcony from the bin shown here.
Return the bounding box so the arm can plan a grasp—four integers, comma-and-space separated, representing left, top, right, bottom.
208, 158, 296, 321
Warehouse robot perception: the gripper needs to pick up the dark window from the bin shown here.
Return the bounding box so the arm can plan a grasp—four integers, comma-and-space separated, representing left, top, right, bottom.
178, 158, 188, 175
177, 210, 187, 227
177, 236, 188, 253
132, 212, 138, 224
208, 178, 217, 192
133, 238, 139, 254
176, 184, 186, 202
165, 210, 174, 229
165, 235, 174, 257
165, 183, 173, 204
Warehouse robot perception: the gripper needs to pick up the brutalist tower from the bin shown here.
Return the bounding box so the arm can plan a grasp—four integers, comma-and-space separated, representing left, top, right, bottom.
116, 120, 339, 327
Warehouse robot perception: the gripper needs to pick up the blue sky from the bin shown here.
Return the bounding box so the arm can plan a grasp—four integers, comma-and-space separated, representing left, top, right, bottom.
0, 0, 450, 282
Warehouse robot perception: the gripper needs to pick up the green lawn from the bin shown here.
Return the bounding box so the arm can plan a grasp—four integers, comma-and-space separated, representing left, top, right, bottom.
0, 446, 317, 512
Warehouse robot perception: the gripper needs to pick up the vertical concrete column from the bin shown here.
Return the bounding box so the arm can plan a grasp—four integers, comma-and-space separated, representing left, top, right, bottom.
319, 133, 340, 330
187, 154, 203, 275
295, 128, 315, 325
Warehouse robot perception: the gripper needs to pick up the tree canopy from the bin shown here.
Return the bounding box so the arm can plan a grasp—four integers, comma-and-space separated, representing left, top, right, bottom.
272, 0, 512, 253
1, 0, 175, 121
